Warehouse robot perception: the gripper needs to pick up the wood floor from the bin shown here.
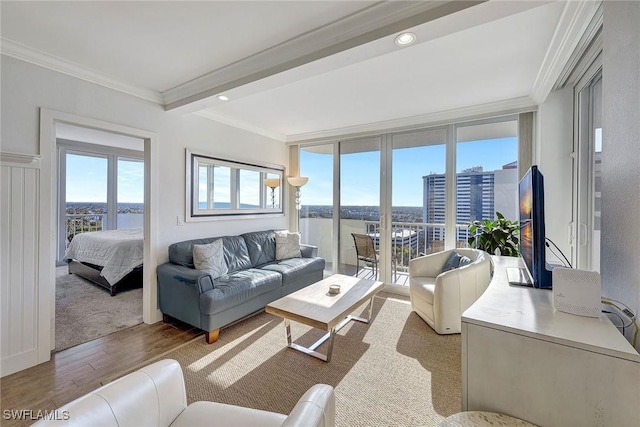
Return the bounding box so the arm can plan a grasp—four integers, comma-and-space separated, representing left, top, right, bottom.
1, 320, 200, 426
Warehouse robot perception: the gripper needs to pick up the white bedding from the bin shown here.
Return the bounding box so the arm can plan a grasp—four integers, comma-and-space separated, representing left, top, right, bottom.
64, 228, 144, 285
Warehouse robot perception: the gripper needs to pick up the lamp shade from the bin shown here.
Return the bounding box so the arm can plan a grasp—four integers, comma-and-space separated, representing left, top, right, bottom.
287, 176, 309, 187
263, 178, 280, 188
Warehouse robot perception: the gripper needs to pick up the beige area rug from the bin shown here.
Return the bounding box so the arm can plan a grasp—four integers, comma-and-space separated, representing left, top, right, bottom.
162, 293, 461, 427
55, 266, 143, 351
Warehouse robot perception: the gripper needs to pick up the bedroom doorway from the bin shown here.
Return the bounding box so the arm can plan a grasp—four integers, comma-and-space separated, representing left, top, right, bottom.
54, 123, 146, 352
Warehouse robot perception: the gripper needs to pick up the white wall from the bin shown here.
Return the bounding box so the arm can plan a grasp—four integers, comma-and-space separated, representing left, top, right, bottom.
0, 56, 288, 374
602, 1, 640, 350
534, 87, 573, 264
1, 55, 288, 257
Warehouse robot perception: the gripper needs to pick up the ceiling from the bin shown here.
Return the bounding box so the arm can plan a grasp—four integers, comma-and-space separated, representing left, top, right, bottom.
1, 1, 599, 142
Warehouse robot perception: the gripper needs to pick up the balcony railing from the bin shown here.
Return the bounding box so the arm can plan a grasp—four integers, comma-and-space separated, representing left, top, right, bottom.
65, 214, 106, 245
363, 220, 471, 281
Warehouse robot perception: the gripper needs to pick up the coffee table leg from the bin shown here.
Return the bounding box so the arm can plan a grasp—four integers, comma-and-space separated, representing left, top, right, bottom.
282, 297, 375, 362
285, 318, 292, 346
347, 297, 375, 324
284, 318, 335, 362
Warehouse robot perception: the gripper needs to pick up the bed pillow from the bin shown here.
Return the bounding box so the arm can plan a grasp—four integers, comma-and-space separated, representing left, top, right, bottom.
275, 231, 301, 260
193, 239, 228, 280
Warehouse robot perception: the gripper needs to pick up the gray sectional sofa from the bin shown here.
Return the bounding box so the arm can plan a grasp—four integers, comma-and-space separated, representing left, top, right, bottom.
157, 230, 325, 343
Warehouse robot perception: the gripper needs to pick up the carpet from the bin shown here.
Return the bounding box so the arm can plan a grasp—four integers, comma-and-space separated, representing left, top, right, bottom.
161, 293, 461, 427
55, 266, 143, 351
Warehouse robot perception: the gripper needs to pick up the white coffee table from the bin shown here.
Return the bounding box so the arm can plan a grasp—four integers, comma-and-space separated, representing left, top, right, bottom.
265, 274, 384, 362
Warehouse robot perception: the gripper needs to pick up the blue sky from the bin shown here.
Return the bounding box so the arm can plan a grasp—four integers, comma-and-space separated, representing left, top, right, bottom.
302, 137, 517, 206
66, 154, 144, 203
66, 137, 516, 206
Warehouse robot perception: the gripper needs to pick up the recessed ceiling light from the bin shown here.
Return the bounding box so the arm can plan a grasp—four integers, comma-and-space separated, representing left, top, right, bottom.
395, 32, 416, 46
217, 95, 229, 101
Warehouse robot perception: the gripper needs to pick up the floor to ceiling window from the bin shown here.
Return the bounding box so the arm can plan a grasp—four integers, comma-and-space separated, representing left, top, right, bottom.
455, 119, 519, 247
339, 137, 381, 278
297, 114, 521, 288
390, 128, 447, 284
299, 143, 335, 272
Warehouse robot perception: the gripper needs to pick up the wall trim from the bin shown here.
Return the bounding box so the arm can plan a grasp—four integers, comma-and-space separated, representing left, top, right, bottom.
194, 110, 286, 142
1, 38, 164, 104
0, 152, 40, 168
286, 96, 536, 144
530, 0, 602, 104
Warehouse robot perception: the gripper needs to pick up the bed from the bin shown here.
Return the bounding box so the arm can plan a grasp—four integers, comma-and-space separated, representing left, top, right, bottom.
64, 228, 144, 296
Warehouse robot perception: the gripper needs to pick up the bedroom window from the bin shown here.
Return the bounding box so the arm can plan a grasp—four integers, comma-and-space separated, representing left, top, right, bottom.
117, 157, 144, 229
57, 142, 144, 263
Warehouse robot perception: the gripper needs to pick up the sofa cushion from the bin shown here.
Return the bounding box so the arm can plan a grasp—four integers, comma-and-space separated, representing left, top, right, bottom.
241, 230, 276, 267
200, 269, 282, 315
260, 257, 325, 286
193, 240, 228, 280
275, 231, 301, 260
221, 236, 252, 273
169, 237, 219, 268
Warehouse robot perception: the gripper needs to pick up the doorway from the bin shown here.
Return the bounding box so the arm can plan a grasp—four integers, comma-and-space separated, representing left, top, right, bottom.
54, 124, 146, 351
38, 109, 159, 365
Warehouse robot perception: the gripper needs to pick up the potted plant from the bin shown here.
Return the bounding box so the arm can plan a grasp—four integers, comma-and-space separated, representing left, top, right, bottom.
467, 212, 519, 256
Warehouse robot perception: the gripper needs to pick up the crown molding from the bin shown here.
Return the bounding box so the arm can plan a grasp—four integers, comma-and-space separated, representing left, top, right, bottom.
1, 38, 164, 104
286, 97, 536, 144
163, 1, 484, 110
194, 110, 286, 142
0, 151, 41, 168
530, 0, 602, 104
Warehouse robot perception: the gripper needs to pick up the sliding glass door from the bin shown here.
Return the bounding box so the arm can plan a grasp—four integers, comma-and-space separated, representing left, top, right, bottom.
300, 144, 336, 273
389, 128, 447, 285
297, 115, 520, 289
339, 137, 381, 278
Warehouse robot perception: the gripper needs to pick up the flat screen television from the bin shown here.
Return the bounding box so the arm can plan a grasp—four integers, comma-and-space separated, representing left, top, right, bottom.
508, 165, 552, 289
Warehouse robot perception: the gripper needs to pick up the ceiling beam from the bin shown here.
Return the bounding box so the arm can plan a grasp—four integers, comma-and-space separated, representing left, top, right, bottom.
163, 1, 485, 113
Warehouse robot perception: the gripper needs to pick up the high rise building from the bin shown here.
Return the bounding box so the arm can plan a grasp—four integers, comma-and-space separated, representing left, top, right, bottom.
422, 164, 517, 247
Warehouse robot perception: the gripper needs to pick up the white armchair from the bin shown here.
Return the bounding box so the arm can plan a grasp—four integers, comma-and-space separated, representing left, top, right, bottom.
409, 248, 492, 334
32, 359, 335, 427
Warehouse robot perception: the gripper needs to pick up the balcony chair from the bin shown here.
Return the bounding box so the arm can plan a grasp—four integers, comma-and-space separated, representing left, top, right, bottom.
351, 233, 379, 279
409, 248, 491, 334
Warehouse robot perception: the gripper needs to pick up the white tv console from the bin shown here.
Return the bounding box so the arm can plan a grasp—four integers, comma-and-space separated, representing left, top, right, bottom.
462, 256, 640, 426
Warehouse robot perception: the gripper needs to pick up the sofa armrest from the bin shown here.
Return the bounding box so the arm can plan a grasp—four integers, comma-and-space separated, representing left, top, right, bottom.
32, 359, 187, 427
281, 384, 335, 427
157, 263, 214, 294
157, 263, 214, 328
300, 244, 318, 258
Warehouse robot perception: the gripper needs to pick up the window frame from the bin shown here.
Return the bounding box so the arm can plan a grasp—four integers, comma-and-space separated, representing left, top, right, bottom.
185, 149, 285, 221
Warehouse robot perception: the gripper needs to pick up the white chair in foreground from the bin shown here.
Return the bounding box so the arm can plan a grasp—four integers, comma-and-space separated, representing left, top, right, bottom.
409, 248, 492, 334
33, 359, 334, 427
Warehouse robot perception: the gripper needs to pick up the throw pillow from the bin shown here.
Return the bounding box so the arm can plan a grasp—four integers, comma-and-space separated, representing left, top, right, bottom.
193, 239, 228, 280
442, 252, 462, 273
458, 255, 473, 267
275, 231, 301, 260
